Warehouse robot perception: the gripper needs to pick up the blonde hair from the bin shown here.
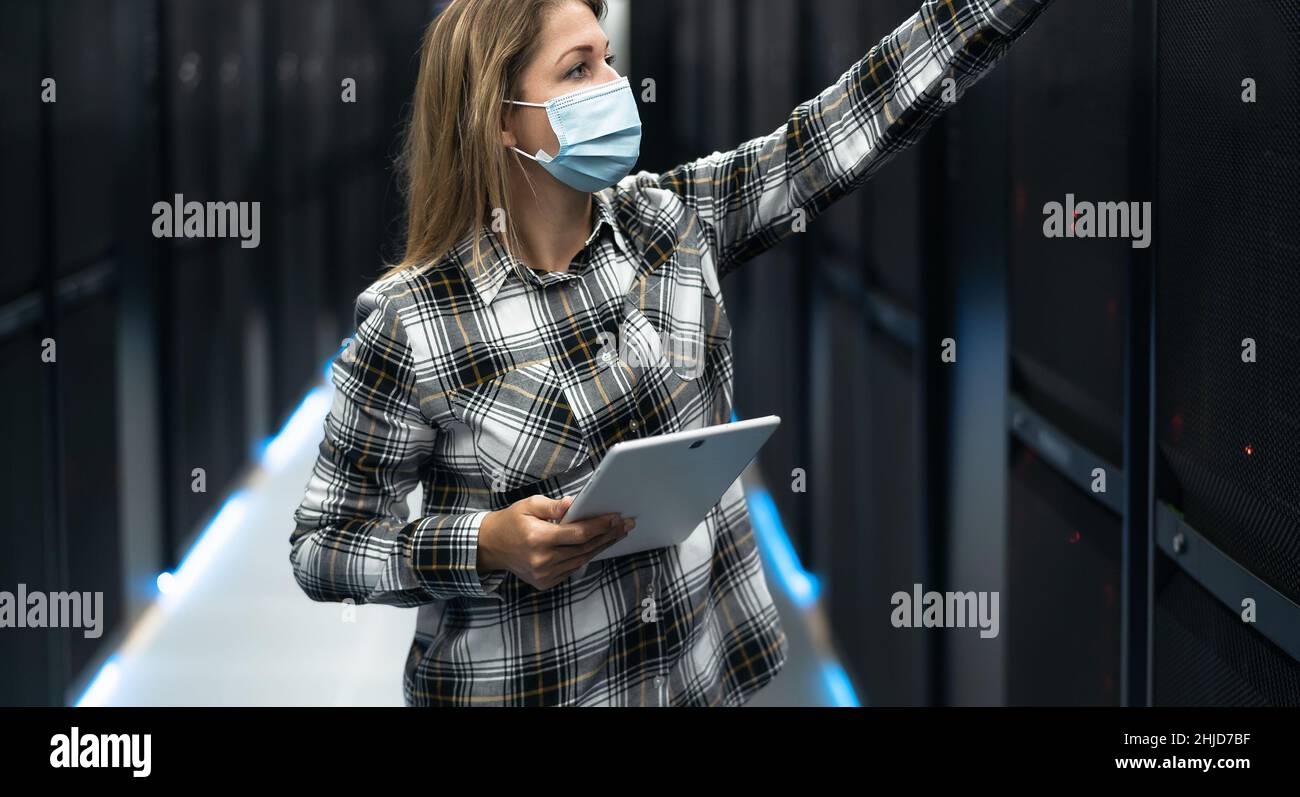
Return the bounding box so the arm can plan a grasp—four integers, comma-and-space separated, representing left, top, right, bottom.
384, 0, 608, 279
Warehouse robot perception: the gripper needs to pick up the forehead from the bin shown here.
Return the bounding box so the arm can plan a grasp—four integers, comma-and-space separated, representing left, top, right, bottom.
535, 2, 606, 58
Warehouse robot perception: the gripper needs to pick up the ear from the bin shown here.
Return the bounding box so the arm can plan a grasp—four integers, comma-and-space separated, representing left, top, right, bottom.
500, 105, 518, 149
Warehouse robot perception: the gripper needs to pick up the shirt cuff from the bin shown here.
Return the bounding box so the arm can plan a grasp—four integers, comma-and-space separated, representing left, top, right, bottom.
409, 510, 507, 601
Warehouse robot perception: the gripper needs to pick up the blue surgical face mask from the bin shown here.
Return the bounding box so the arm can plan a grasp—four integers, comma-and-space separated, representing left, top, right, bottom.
504, 75, 642, 192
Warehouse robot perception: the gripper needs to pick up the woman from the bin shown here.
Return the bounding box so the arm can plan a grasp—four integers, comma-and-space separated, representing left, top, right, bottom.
291, 0, 1052, 706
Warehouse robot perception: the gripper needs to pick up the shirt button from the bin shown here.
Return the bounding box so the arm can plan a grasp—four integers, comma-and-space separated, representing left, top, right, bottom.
629, 419, 639, 432
654, 676, 665, 688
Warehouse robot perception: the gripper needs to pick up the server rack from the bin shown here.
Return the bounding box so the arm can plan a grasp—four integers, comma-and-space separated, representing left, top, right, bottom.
1151, 0, 1300, 705
2, 0, 431, 705
1002, 0, 1135, 707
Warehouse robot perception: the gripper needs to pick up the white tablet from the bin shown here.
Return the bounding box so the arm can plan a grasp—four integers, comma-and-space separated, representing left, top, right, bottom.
560, 415, 781, 561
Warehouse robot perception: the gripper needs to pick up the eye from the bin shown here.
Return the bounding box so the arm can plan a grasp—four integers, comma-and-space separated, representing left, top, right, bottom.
566, 53, 616, 80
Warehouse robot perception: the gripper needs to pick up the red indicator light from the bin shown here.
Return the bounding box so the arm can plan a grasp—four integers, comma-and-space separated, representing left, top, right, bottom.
1245, 444, 1254, 456
1068, 531, 1081, 544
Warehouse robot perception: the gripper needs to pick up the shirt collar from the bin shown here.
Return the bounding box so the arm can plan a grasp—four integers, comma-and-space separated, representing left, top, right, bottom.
453, 191, 631, 306
592, 189, 633, 256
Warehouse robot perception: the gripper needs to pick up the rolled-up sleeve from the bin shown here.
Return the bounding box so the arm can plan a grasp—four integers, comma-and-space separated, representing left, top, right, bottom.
656, 0, 1054, 276
289, 286, 506, 605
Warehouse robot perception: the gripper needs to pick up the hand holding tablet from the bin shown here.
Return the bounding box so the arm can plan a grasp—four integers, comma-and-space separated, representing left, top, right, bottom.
560, 415, 781, 561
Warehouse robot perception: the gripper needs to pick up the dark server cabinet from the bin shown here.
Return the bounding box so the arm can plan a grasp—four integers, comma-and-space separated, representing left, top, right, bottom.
696, 0, 741, 150
0, 330, 54, 705
1154, 564, 1300, 706
805, 0, 930, 706
58, 296, 124, 684
0, 0, 131, 704
214, 0, 263, 462
1007, 0, 1131, 467
268, 0, 334, 426
164, 0, 256, 552
1153, 0, 1300, 705
50, 0, 126, 699
0, 2, 43, 301
260, 0, 432, 418
863, 149, 924, 314
329, 0, 386, 329
153, 0, 432, 559
1007, 447, 1121, 705
814, 304, 925, 706
50, 0, 117, 276
626, 1, 676, 175
650, 0, 740, 159
1001, 0, 1133, 703
0, 9, 44, 702
325, 0, 433, 336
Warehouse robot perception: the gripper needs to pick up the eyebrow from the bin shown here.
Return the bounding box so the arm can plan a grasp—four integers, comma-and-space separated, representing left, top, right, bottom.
555, 39, 610, 67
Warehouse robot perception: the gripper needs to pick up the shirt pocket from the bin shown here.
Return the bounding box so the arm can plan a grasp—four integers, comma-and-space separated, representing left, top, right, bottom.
447, 358, 589, 497
621, 252, 732, 384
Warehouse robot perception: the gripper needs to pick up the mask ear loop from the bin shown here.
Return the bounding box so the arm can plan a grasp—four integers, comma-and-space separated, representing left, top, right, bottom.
502, 98, 549, 161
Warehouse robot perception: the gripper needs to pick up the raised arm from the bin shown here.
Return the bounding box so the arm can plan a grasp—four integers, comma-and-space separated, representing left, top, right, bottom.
289, 286, 505, 606
656, 0, 1053, 276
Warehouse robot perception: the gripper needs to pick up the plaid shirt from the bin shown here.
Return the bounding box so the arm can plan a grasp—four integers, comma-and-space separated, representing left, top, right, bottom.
290, 0, 1051, 706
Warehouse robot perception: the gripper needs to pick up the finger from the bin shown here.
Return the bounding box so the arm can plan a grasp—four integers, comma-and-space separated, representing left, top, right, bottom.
548, 495, 575, 521
551, 525, 626, 569
547, 521, 633, 583
526, 522, 620, 580
549, 513, 623, 545
520, 494, 569, 521
553, 527, 621, 564
553, 518, 634, 567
